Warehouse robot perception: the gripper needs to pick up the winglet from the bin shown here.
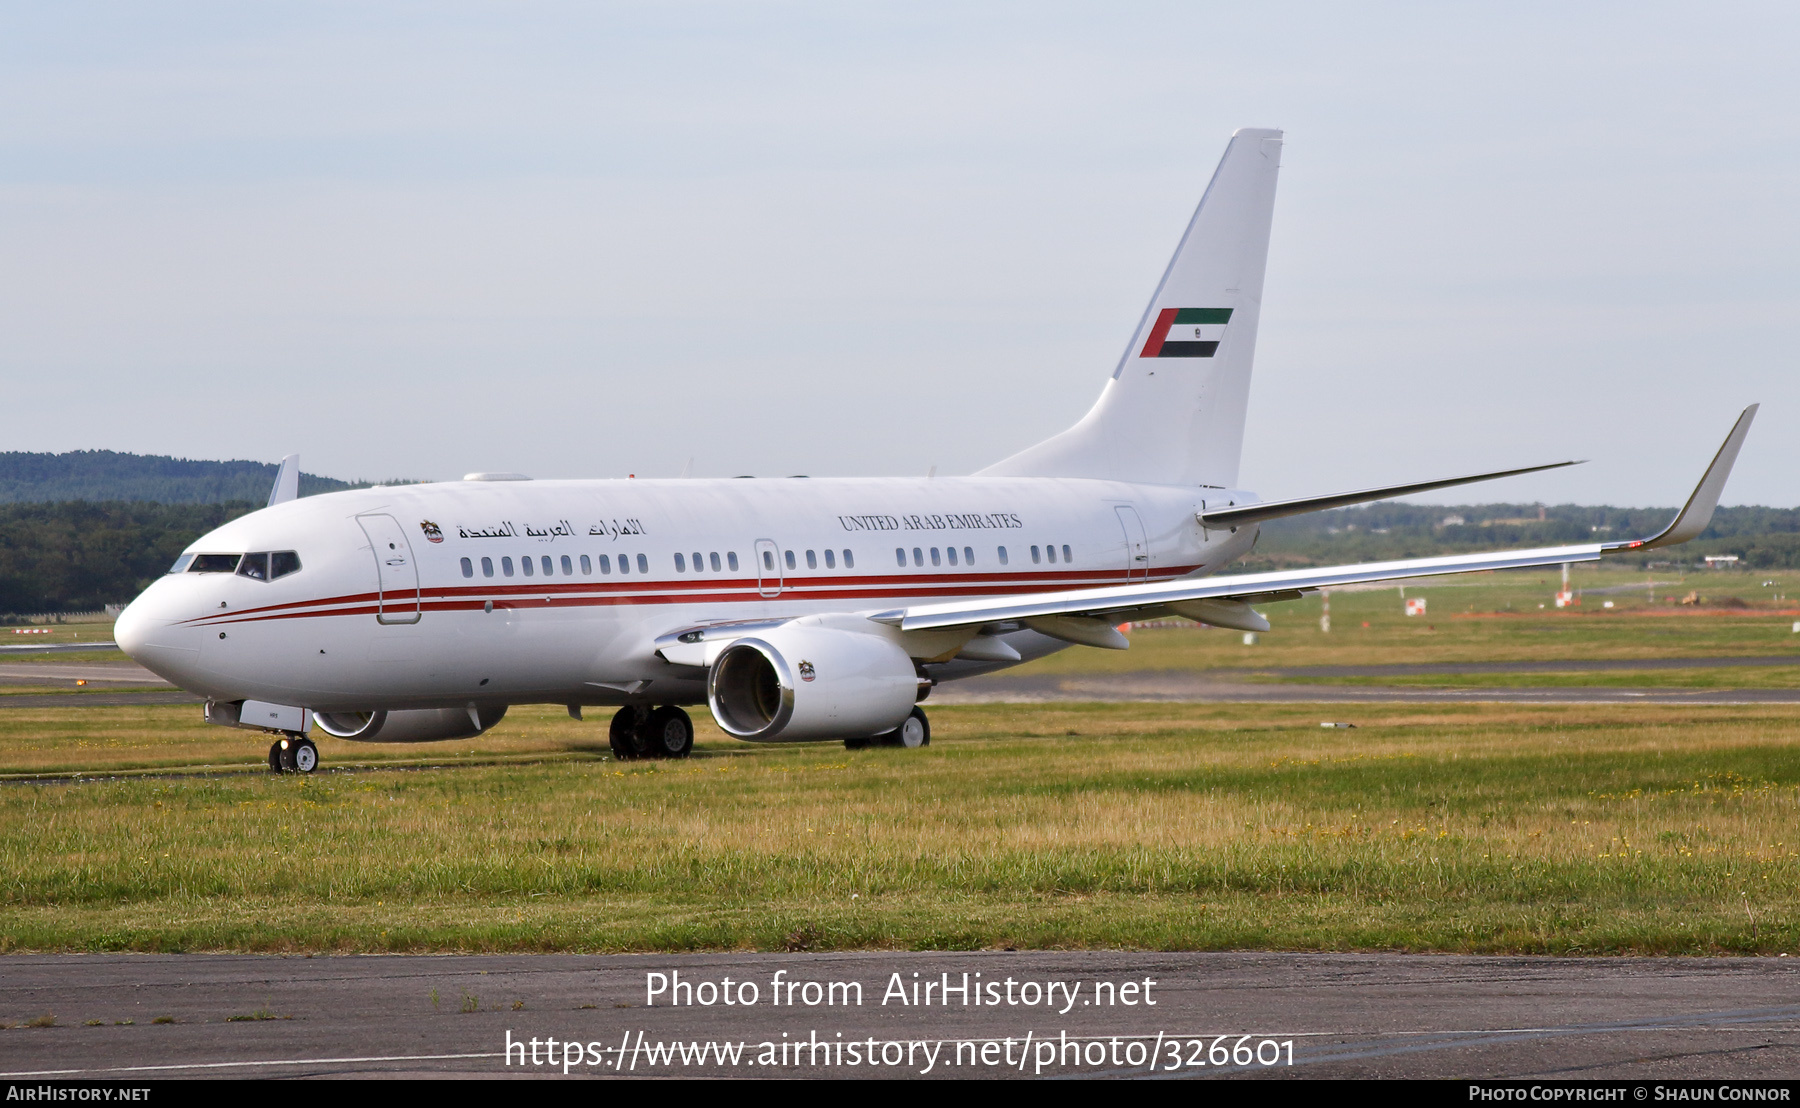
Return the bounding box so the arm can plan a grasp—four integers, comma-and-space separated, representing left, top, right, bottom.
267, 454, 301, 506
1616, 405, 1758, 551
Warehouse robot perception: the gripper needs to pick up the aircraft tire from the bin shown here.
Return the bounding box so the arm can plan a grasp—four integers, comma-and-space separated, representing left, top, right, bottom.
644, 706, 693, 759
609, 707, 646, 761
291, 738, 318, 774
879, 707, 930, 749
268, 741, 286, 774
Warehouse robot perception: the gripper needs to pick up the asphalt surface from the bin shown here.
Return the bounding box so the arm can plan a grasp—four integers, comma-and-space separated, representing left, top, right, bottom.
5, 656, 1800, 710
1, 952, 1797, 1079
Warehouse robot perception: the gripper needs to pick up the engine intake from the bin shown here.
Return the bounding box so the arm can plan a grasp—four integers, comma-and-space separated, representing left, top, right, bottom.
706, 625, 918, 742
313, 705, 507, 743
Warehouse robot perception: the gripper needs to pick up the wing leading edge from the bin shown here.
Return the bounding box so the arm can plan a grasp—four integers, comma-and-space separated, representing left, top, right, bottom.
879, 405, 1758, 635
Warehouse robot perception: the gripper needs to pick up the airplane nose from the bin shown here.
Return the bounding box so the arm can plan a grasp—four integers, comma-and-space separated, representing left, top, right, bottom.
113, 598, 151, 658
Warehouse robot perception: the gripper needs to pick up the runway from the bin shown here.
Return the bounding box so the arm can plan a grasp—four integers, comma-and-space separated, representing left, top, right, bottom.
2, 952, 1796, 1079
2, 656, 1797, 709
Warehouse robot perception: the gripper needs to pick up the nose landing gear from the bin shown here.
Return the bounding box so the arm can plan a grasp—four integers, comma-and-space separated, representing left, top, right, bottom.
267, 736, 318, 774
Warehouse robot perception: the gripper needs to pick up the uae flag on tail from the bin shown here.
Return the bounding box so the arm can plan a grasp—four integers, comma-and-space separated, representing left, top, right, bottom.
1140, 307, 1233, 358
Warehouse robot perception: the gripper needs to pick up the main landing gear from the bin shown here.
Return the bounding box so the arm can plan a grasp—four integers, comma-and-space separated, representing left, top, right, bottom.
845, 706, 931, 750
267, 735, 318, 774
610, 705, 694, 760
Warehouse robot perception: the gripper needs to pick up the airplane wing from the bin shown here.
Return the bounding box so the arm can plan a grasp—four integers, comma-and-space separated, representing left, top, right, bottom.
875, 405, 1758, 638
1197, 459, 1580, 529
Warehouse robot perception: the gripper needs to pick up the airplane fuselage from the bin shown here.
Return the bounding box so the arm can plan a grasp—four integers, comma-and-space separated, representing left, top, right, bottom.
116, 475, 1260, 714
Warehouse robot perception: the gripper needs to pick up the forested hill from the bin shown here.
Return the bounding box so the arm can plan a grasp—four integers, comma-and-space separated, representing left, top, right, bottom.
0, 450, 359, 504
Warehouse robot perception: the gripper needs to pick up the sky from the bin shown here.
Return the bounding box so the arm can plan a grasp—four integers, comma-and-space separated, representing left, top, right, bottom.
2, 2, 1796, 506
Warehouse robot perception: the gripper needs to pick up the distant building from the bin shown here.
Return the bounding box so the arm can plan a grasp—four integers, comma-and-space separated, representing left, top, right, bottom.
1704, 555, 1740, 568
1440, 515, 1465, 527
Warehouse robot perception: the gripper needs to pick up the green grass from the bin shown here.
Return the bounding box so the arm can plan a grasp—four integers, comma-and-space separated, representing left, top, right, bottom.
4, 701, 1800, 954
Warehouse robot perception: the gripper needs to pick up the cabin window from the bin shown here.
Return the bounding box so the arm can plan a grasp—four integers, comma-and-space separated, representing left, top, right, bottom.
843, 549, 854, 568
963, 546, 974, 565
541, 556, 554, 576
580, 555, 591, 574
896, 548, 906, 567
946, 547, 957, 566
598, 554, 611, 574
998, 546, 1008, 565
1062, 544, 1072, 563
188, 554, 240, 573
727, 552, 739, 571
1030, 546, 1041, 564
502, 557, 515, 577
763, 550, 776, 571
618, 554, 630, 575
460, 557, 474, 578
481, 557, 494, 578
1046, 545, 1057, 564
168, 554, 195, 574
636, 553, 648, 574
785, 550, 797, 570
692, 551, 703, 572
823, 549, 836, 569
561, 555, 573, 575
674, 553, 686, 572
806, 550, 817, 569
930, 547, 941, 566
235, 553, 269, 581
912, 547, 924, 567
522, 556, 534, 577
710, 552, 722, 572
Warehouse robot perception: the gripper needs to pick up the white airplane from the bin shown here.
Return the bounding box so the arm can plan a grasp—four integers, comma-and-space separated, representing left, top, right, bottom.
113, 128, 1758, 774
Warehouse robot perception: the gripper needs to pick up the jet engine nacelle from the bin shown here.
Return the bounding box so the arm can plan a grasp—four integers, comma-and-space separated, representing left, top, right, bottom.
313, 705, 508, 743
706, 624, 919, 742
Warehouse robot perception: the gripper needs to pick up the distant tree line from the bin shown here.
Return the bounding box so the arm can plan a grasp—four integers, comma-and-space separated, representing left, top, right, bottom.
0, 501, 261, 615
0, 450, 366, 504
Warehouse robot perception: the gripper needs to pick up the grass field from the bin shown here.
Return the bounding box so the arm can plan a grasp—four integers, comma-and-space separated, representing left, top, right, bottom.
4, 700, 1800, 955
3, 564, 1799, 955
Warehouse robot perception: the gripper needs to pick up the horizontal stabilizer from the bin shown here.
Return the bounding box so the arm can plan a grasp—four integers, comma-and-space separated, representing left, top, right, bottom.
1198, 459, 1581, 529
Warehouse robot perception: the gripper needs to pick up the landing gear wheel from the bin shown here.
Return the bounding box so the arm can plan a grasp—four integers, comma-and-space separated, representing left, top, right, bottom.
609, 707, 648, 761
268, 741, 286, 774
291, 738, 318, 774
880, 707, 930, 748
644, 706, 694, 759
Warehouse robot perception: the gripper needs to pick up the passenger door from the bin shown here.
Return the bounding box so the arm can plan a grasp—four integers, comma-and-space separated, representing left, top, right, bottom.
1115, 505, 1149, 582
357, 513, 422, 624
753, 539, 783, 598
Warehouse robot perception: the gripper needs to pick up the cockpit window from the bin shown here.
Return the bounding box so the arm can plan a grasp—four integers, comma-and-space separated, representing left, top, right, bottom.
186, 551, 300, 580
187, 554, 241, 574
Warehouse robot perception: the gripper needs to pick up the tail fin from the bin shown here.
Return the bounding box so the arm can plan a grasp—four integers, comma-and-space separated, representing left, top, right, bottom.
980, 127, 1282, 487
